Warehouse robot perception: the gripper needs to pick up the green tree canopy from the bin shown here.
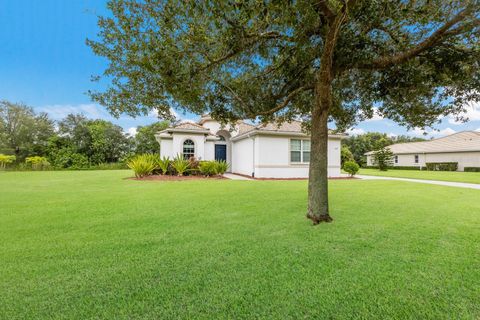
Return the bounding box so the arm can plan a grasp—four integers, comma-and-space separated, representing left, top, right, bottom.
88, 0, 480, 224
134, 121, 170, 154
0, 100, 55, 160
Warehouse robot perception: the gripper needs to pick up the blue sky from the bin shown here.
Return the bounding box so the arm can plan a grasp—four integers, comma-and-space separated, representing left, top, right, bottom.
1, 0, 479, 137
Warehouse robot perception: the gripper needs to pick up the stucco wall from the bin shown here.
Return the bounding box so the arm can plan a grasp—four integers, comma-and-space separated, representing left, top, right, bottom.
231, 137, 254, 176
367, 152, 480, 171
160, 139, 173, 158
251, 135, 342, 178
204, 141, 215, 161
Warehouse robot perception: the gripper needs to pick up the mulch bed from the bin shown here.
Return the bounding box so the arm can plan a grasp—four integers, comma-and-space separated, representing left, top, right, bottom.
128, 174, 227, 181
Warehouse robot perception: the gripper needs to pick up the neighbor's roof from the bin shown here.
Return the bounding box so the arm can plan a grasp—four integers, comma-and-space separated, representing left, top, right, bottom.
365, 131, 480, 155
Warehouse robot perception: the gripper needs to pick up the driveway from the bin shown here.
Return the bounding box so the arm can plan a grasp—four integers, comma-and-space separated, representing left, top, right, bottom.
356, 174, 480, 190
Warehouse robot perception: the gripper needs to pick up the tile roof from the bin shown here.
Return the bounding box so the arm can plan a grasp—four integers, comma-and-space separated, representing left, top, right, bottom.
174, 122, 207, 130
367, 131, 480, 155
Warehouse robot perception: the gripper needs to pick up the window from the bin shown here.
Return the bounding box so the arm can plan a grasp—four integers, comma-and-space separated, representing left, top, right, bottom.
414, 154, 419, 164
183, 139, 195, 159
290, 139, 310, 163
394, 155, 398, 164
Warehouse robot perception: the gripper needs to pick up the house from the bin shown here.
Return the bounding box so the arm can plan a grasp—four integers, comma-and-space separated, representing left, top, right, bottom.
365, 131, 480, 171
155, 115, 345, 178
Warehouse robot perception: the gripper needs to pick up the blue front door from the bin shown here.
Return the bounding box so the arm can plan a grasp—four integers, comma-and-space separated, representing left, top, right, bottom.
215, 145, 227, 161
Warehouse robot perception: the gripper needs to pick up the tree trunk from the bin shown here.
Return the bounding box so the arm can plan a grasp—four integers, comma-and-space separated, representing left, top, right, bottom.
306, 11, 347, 225
306, 77, 332, 225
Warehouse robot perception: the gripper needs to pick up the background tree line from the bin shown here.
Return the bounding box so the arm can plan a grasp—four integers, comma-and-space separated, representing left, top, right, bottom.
342, 133, 425, 167
0, 100, 169, 169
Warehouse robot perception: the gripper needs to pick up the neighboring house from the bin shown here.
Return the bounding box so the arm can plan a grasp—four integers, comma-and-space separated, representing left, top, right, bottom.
365, 131, 480, 171
155, 115, 345, 178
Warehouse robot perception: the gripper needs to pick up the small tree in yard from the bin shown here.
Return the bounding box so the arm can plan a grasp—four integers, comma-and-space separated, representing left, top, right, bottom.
372, 148, 394, 171
343, 161, 360, 177
88, 1, 479, 225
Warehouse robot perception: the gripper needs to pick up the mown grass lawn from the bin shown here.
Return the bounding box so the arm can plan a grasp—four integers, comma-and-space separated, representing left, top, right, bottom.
1, 170, 479, 319
360, 168, 480, 184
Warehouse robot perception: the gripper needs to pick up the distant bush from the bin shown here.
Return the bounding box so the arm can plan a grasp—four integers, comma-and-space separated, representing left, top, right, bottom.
50, 149, 90, 169
215, 160, 229, 175
464, 167, 480, 172
127, 154, 157, 178
25, 156, 50, 170
199, 161, 217, 176
171, 154, 190, 176
0, 154, 16, 169
343, 161, 359, 177
426, 162, 458, 171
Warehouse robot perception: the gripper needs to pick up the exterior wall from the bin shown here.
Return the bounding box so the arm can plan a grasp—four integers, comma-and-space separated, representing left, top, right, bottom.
252, 135, 341, 178
160, 139, 173, 158
424, 152, 480, 170
204, 141, 215, 161
160, 133, 207, 159
231, 137, 254, 176
367, 152, 480, 171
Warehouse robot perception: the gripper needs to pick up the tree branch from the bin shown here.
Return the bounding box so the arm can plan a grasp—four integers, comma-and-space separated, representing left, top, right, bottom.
257, 85, 314, 116
354, 6, 476, 70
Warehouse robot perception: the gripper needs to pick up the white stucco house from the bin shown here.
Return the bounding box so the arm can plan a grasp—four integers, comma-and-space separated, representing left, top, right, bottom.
365, 131, 480, 171
155, 115, 345, 178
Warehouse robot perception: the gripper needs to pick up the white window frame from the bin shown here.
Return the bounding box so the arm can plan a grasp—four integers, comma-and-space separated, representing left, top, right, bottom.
290, 139, 310, 164
414, 154, 419, 164
182, 139, 195, 159
394, 155, 398, 164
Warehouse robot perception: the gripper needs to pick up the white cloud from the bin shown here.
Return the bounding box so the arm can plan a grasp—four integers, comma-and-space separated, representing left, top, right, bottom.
37, 103, 107, 120
126, 127, 137, 136
363, 107, 384, 122
447, 101, 480, 125
409, 127, 456, 138
346, 127, 365, 136
387, 132, 398, 138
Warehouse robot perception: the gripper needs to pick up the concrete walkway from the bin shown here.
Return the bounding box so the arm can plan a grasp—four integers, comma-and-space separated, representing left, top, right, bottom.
223, 173, 254, 180
356, 174, 480, 190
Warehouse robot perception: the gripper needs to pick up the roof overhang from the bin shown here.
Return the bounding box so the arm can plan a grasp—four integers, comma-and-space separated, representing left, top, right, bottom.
231, 129, 346, 142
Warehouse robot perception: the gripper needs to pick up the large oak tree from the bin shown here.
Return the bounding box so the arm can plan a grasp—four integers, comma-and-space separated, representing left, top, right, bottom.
88, 0, 479, 224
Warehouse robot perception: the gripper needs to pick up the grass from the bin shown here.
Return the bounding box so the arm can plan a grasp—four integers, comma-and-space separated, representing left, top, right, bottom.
360, 168, 480, 184
1, 170, 479, 319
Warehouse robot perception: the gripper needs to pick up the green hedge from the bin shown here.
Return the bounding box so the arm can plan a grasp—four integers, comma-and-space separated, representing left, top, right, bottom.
464, 167, 480, 172
425, 162, 458, 171
364, 166, 426, 170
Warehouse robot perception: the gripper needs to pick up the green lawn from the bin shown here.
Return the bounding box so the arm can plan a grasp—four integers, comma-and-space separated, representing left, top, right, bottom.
360, 168, 480, 184
1, 170, 479, 319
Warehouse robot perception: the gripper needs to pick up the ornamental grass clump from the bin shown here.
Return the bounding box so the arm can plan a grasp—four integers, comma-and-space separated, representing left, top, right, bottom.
127, 154, 157, 178
157, 156, 170, 175
171, 154, 190, 176
199, 161, 217, 176
215, 160, 229, 175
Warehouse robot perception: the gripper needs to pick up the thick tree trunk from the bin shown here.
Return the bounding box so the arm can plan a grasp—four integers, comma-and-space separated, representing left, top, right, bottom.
306, 10, 347, 225
306, 77, 332, 224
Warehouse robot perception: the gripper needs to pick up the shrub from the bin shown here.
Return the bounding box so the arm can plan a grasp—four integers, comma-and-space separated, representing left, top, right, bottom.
157, 156, 170, 175
171, 154, 190, 176
0, 154, 16, 169
188, 157, 200, 174
199, 161, 217, 176
425, 162, 458, 171
127, 154, 157, 178
371, 147, 394, 171
215, 160, 229, 175
50, 148, 90, 169
343, 161, 359, 177
25, 156, 50, 170
464, 167, 480, 172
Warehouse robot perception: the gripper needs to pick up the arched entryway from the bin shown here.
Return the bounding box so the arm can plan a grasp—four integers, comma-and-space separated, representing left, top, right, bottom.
215, 130, 231, 171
